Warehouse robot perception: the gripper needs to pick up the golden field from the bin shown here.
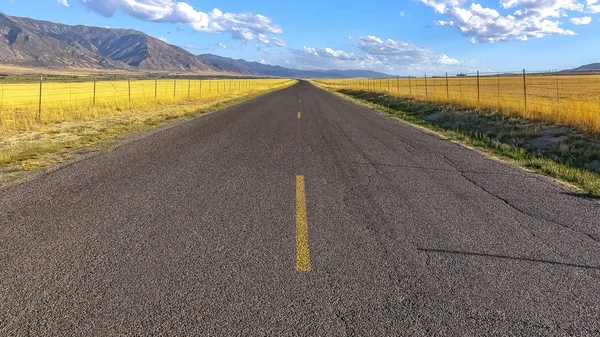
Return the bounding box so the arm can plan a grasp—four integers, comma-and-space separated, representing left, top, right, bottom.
314, 73, 600, 133
0, 78, 293, 131
0, 77, 295, 183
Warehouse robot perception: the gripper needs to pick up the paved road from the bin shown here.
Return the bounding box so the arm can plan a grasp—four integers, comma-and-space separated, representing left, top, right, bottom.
1, 81, 599, 336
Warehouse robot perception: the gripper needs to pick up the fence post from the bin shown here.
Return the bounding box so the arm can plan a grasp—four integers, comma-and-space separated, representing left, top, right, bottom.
38, 74, 43, 120
555, 72, 560, 107
477, 71, 480, 103
93, 76, 96, 106
188, 79, 191, 99
497, 72, 500, 106
396, 76, 400, 94
128, 78, 132, 104
445, 72, 449, 99
424, 74, 428, 98
155, 79, 157, 100
199, 80, 202, 98
522, 69, 527, 111
387, 78, 390, 92
408, 75, 412, 97
174, 79, 177, 99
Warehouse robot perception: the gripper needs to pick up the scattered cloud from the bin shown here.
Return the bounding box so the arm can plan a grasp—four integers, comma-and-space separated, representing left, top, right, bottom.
291, 35, 463, 74
571, 15, 592, 24
58, 0, 69, 7
78, 0, 283, 44
400, 10, 405, 16
216, 42, 227, 49
184, 44, 207, 50
158, 36, 168, 42
420, 0, 599, 42
271, 37, 286, 47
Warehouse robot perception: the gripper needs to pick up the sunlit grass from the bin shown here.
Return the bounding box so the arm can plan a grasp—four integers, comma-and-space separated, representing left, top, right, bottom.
314, 74, 600, 133
0, 78, 296, 185
0, 78, 294, 131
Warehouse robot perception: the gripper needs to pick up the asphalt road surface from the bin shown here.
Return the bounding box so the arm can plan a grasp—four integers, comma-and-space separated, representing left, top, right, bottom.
1, 81, 599, 336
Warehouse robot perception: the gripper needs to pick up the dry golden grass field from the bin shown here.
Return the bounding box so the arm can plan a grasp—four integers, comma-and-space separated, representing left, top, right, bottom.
0, 78, 293, 132
0, 77, 295, 183
314, 73, 600, 133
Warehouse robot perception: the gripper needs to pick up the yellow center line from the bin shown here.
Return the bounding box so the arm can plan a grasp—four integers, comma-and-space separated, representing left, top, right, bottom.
296, 175, 311, 272
298, 111, 301, 119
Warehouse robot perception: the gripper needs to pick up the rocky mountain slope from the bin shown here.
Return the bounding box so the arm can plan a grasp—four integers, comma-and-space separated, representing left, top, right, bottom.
0, 13, 213, 72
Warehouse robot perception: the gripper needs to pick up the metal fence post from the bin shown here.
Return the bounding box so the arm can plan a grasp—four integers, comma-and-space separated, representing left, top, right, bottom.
497, 72, 500, 106
424, 74, 428, 98
199, 80, 202, 98
38, 74, 43, 120
522, 69, 527, 111
93, 76, 96, 106
555, 72, 560, 107
445, 72, 449, 99
477, 71, 480, 103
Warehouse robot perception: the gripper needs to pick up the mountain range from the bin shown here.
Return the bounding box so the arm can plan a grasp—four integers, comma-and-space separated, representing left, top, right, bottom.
0, 12, 594, 77
571, 63, 600, 72
0, 12, 390, 78
196, 54, 390, 78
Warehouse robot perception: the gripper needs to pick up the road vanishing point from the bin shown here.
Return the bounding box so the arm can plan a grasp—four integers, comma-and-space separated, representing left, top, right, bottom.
1, 81, 599, 336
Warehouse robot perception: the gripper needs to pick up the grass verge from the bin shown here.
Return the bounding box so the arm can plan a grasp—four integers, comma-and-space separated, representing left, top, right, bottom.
318, 87, 600, 198
0, 81, 296, 186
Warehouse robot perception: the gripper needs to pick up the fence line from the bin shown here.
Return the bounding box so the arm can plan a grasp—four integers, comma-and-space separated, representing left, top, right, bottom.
314, 70, 600, 133
0, 77, 292, 131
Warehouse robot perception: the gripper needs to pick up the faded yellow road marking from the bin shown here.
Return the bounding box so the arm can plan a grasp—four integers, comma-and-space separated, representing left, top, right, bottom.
296, 175, 311, 272
298, 111, 301, 119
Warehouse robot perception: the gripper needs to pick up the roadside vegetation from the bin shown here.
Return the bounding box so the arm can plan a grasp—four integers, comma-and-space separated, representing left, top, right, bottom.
313, 84, 600, 197
0, 78, 292, 131
0, 78, 296, 185
315, 74, 600, 134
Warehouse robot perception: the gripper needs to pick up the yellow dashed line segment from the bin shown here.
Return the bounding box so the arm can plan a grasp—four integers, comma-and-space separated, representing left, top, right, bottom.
296, 175, 311, 272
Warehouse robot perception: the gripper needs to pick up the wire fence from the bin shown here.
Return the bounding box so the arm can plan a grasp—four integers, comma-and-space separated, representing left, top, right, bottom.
0, 77, 292, 131
314, 70, 600, 133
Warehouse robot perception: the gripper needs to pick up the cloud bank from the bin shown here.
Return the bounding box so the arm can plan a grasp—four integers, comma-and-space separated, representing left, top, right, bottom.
421, 0, 598, 42
79, 0, 284, 45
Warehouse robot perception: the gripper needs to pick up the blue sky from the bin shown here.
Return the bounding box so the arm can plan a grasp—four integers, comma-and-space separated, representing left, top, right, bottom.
2, 0, 600, 75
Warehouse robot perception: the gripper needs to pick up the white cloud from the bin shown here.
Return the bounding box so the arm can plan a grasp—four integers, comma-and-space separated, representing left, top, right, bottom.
271, 37, 286, 47
571, 15, 592, 23
79, 0, 283, 44
400, 10, 406, 16
216, 42, 227, 49
420, 0, 598, 42
291, 35, 463, 74
158, 36, 167, 42
58, 0, 69, 7
587, 0, 600, 13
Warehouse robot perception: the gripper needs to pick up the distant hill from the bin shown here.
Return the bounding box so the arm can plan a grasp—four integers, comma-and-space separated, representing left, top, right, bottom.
0, 12, 214, 72
570, 63, 600, 72
198, 54, 392, 78
0, 12, 393, 78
